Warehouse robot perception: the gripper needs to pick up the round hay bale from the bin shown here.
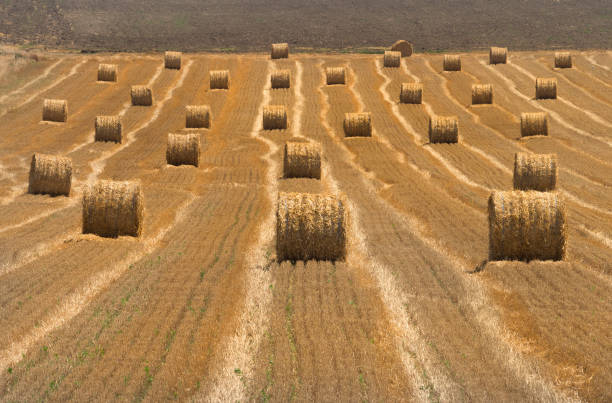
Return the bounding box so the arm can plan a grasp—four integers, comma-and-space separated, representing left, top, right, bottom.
95, 115, 122, 143
283, 142, 321, 179
488, 191, 566, 261
28, 153, 72, 196
383, 51, 401, 68
131, 86, 153, 106
489, 47, 508, 64
520, 112, 548, 137
210, 70, 230, 90
82, 180, 143, 238
443, 55, 461, 71
276, 192, 346, 261
472, 84, 493, 105
390, 40, 413, 57
400, 82, 423, 104
428, 115, 458, 143
166, 133, 200, 167
513, 152, 557, 191
164, 51, 182, 69
343, 112, 372, 137
554, 52, 572, 69
42, 99, 67, 122
271, 43, 289, 59
186, 105, 211, 129
263, 105, 288, 130
536, 77, 557, 99
97, 63, 118, 82
326, 67, 346, 85
271, 69, 291, 89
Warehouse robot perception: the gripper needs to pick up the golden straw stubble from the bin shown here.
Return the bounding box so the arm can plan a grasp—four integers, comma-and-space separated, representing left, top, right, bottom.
42, 99, 67, 122
28, 153, 72, 196
400, 83, 422, 104
513, 152, 557, 191
343, 112, 372, 137
166, 133, 201, 167
283, 142, 321, 179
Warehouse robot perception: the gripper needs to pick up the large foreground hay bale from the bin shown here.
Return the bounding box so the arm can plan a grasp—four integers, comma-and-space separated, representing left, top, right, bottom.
82, 180, 143, 238
429, 115, 458, 143
443, 55, 461, 71
488, 191, 566, 261
95, 115, 122, 143
271, 43, 289, 59
343, 112, 372, 137
263, 105, 288, 130
131, 86, 153, 106
97, 64, 118, 82
28, 153, 72, 196
164, 51, 182, 69
271, 69, 291, 89
276, 192, 346, 261
42, 99, 67, 122
400, 82, 422, 104
520, 112, 548, 137
391, 40, 413, 57
513, 153, 557, 191
186, 105, 211, 128
326, 67, 346, 85
383, 51, 401, 68
166, 133, 200, 167
554, 52, 572, 68
536, 77, 557, 99
283, 142, 321, 179
210, 70, 230, 89
472, 84, 493, 104
490, 47, 508, 64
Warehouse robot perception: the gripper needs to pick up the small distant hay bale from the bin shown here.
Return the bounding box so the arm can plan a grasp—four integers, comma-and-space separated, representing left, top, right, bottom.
276, 192, 346, 261
210, 70, 230, 89
271, 69, 291, 89
489, 47, 508, 64
428, 115, 458, 143
343, 112, 372, 137
536, 78, 557, 99
513, 152, 558, 191
326, 67, 346, 85
283, 142, 321, 179
166, 133, 200, 167
443, 55, 461, 71
554, 52, 572, 68
520, 112, 548, 137
271, 43, 289, 59
263, 105, 288, 130
42, 99, 67, 122
472, 84, 493, 104
95, 115, 122, 143
383, 51, 401, 68
186, 105, 211, 128
97, 63, 118, 82
28, 153, 72, 196
82, 180, 143, 238
164, 51, 182, 69
400, 82, 422, 104
131, 86, 153, 106
488, 191, 566, 261
390, 40, 413, 57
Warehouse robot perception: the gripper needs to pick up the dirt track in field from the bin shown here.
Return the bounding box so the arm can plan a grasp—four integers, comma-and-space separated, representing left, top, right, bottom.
0, 50, 610, 402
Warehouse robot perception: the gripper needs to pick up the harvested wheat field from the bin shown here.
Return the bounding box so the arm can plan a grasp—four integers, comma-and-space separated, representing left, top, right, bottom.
0, 48, 610, 403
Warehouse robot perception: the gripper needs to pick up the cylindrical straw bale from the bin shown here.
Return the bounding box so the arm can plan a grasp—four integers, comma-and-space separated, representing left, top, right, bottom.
343, 112, 372, 137
164, 51, 182, 69
166, 133, 200, 167
28, 153, 72, 196
472, 84, 493, 104
488, 191, 566, 261
263, 105, 288, 130
210, 70, 230, 89
513, 153, 557, 191
42, 99, 67, 122
443, 55, 461, 71
271, 69, 291, 89
97, 63, 118, 82
520, 112, 548, 137
95, 115, 122, 143
536, 78, 557, 99
283, 142, 321, 179
82, 180, 143, 238
490, 47, 508, 64
326, 67, 346, 85
391, 40, 413, 57
400, 82, 423, 104
130, 86, 152, 106
186, 105, 211, 128
554, 52, 572, 68
384, 51, 401, 68
271, 43, 289, 59
429, 115, 458, 143
276, 192, 346, 261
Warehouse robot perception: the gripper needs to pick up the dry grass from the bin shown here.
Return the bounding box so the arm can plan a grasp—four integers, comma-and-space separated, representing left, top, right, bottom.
472, 84, 493, 104
271, 43, 289, 59
400, 82, 423, 104
428, 115, 458, 143
391, 40, 413, 57
130, 85, 153, 106
326, 67, 346, 85
28, 153, 72, 196
166, 132, 200, 167
443, 55, 461, 71
186, 105, 211, 129
271, 69, 291, 89
520, 112, 548, 137
42, 98, 67, 122
490, 47, 508, 64
554, 52, 572, 68
276, 192, 346, 261
383, 51, 401, 68
536, 77, 557, 99
164, 51, 182, 69
488, 191, 566, 261
97, 63, 118, 82
283, 142, 321, 179
263, 105, 287, 130
210, 70, 230, 90
82, 180, 143, 237
95, 115, 122, 143
513, 152, 558, 191
343, 112, 372, 137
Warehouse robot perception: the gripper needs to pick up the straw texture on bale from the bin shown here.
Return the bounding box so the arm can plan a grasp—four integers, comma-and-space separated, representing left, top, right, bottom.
488, 191, 566, 261
210, 70, 230, 89
95, 115, 122, 143
390, 40, 413, 57
513, 153, 557, 191
263, 105, 288, 130
276, 192, 346, 261
82, 180, 143, 238
472, 84, 493, 104
283, 142, 321, 179
443, 55, 461, 71
326, 67, 346, 85
429, 115, 458, 143
166, 133, 200, 167
489, 47, 508, 64
400, 82, 423, 104
164, 51, 182, 69
520, 112, 548, 137
271, 43, 289, 59
271, 69, 291, 89
97, 63, 118, 82
28, 153, 72, 196
343, 112, 372, 137
186, 105, 210, 128
536, 78, 557, 99
42, 99, 67, 122
383, 51, 401, 68
554, 52, 572, 68
131, 86, 152, 106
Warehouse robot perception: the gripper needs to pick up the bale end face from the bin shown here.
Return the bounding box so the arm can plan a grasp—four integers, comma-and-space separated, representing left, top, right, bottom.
554, 52, 572, 68
513, 152, 557, 191
428, 116, 458, 143
186, 105, 211, 128
271, 69, 291, 89
210, 70, 230, 90
443, 55, 461, 71
472, 84, 493, 105
390, 40, 413, 57
42, 99, 67, 122
489, 47, 508, 64
400, 83, 423, 104
164, 51, 182, 69
263, 105, 288, 130
97, 64, 118, 82
383, 51, 401, 68
283, 142, 322, 179
95, 115, 122, 143
326, 67, 346, 85
28, 153, 72, 196
166, 133, 201, 167
271, 43, 289, 59
343, 112, 372, 137
520, 112, 548, 137
535, 78, 557, 99
131, 86, 153, 106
